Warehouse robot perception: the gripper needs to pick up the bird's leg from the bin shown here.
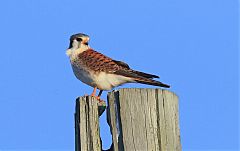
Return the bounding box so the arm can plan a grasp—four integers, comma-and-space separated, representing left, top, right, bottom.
96, 90, 104, 103
91, 87, 97, 97
89, 88, 104, 102
96, 90, 103, 100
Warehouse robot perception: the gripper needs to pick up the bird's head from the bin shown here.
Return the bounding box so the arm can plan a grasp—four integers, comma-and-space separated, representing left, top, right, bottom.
68, 33, 90, 49
66, 33, 90, 57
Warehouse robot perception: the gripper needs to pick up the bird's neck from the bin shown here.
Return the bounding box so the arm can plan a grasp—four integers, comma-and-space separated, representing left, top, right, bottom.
66, 44, 89, 59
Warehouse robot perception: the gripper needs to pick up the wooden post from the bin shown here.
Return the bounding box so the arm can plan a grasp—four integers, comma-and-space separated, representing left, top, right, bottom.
75, 96, 106, 151
107, 88, 181, 151
75, 88, 181, 151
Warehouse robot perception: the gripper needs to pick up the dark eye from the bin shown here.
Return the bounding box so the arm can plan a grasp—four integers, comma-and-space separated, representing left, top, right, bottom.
76, 37, 82, 41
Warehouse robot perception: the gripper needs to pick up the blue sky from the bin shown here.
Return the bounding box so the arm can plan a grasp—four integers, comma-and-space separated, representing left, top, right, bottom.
0, 0, 238, 150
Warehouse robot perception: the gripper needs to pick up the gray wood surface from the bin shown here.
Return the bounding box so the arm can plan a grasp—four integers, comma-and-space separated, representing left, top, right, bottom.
75, 96, 102, 151
107, 88, 181, 151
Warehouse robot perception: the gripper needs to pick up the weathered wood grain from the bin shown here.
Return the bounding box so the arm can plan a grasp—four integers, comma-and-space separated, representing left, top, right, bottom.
75, 96, 102, 151
107, 88, 181, 151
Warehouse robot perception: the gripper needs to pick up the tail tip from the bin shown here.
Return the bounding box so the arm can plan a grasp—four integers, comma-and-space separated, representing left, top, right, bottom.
162, 84, 170, 88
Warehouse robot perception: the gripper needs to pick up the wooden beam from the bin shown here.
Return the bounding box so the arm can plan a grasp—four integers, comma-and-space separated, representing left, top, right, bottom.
75, 96, 106, 151
107, 88, 181, 151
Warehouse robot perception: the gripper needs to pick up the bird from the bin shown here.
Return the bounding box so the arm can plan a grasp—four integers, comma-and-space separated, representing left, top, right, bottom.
66, 33, 170, 101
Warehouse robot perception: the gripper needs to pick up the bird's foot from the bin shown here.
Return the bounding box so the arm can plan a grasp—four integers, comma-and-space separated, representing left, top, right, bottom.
92, 95, 105, 103
83, 94, 106, 116
84, 94, 105, 104
97, 97, 105, 104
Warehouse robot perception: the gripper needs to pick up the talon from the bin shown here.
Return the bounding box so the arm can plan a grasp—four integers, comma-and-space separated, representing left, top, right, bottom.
95, 96, 104, 103
97, 98, 105, 105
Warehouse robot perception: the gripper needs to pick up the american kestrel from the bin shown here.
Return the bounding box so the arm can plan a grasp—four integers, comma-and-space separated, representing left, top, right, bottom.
66, 33, 170, 101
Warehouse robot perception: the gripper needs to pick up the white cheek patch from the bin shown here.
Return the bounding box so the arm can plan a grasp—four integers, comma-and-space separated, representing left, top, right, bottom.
66, 49, 72, 57
66, 44, 89, 60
